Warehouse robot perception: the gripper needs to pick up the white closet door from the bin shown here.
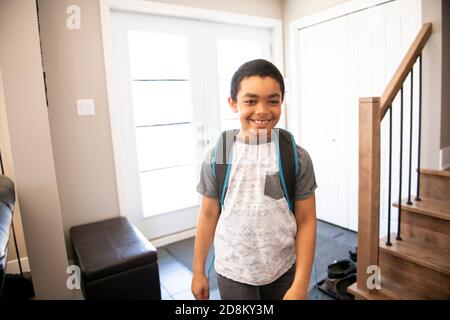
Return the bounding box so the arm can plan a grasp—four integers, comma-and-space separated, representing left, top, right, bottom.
297, 17, 349, 228
296, 0, 421, 231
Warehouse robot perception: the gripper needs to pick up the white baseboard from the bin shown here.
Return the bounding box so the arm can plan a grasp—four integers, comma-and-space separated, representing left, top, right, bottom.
150, 227, 196, 248
6, 256, 30, 274
440, 146, 450, 170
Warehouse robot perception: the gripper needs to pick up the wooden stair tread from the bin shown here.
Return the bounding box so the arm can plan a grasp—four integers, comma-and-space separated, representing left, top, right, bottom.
348, 278, 433, 300
380, 235, 450, 276
347, 283, 402, 300
393, 198, 450, 221
419, 168, 450, 179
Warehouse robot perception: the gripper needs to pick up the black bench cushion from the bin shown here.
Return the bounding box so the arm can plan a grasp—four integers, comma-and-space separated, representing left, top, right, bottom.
70, 217, 157, 282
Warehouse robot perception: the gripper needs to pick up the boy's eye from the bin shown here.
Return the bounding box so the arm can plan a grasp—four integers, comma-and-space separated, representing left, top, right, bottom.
269, 100, 280, 105
244, 100, 256, 105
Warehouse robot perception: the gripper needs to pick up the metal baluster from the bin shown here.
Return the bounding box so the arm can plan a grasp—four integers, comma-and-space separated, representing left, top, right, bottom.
386, 106, 393, 246
0, 148, 4, 175
407, 69, 414, 205
416, 55, 423, 201
397, 86, 404, 241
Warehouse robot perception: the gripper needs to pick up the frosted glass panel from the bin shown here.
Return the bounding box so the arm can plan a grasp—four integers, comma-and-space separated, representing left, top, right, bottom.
217, 38, 264, 80
131, 80, 192, 126
221, 119, 240, 131
128, 31, 190, 80
218, 80, 238, 120
135, 124, 195, 171
140, 165, 199, 216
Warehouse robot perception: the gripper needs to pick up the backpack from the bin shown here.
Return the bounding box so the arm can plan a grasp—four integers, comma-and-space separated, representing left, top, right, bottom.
210, 128, 300, 213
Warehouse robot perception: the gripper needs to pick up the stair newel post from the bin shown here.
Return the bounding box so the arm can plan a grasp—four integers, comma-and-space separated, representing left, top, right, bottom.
358, 97, 381, 294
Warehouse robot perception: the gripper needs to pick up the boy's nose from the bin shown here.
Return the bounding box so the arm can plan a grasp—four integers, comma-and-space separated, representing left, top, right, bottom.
254, 102, 270, 114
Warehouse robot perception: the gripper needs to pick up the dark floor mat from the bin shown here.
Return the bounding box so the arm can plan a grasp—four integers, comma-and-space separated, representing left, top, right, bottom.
163, 237, 218, 289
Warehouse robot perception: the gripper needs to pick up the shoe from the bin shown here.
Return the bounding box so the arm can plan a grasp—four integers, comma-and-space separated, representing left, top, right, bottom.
335, 273, 356, 300
320, 259, 356, 299
327, 259, 356, 279
348, 247, 357, 262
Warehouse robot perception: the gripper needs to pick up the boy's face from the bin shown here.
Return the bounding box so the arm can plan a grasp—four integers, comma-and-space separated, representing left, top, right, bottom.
228, 76, 283, 137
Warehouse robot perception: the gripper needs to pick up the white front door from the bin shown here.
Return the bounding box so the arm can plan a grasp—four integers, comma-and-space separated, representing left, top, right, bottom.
110, 11, 272, 240
295, 0, 421, 231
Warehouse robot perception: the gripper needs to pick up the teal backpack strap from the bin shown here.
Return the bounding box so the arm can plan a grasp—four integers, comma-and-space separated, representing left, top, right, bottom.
275, 128, 300, 213
211, 129, 239, 212
209, 130, 237, 279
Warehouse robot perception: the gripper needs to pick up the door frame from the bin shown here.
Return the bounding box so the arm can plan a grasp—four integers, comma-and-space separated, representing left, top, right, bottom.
99, 0, 284, 222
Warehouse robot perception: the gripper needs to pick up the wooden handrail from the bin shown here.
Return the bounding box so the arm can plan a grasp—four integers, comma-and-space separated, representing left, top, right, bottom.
380, 23, 432, 119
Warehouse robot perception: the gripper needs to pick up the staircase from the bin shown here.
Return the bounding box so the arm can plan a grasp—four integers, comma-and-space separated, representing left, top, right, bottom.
348, 169, 450, 299
346, 23, 450, 300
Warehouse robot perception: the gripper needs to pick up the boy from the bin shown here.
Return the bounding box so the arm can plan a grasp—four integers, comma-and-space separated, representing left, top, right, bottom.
191, 59, 317, 300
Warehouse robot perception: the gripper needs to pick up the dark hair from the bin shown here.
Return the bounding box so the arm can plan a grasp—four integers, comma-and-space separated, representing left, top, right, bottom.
230, 59, 285, 101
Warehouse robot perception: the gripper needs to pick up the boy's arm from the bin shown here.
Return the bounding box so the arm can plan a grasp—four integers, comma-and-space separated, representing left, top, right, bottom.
192, 195, 220, 299
284, 193, 317, 300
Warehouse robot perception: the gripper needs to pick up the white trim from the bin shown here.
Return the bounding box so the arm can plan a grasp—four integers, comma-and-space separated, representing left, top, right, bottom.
100, 0, 284, 218
440, 146, 450, 170
286, 21, 300, 137
291, 0, 395, 30
150, 227, 196, 248
103, 0, 282, 28
6, 256, 30, 274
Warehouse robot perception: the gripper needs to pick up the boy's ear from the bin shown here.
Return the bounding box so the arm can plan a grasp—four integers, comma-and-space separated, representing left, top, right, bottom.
228, 97, 238, 113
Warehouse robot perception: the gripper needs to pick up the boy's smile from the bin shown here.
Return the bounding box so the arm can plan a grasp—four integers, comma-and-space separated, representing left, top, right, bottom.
229, 76, 282, 139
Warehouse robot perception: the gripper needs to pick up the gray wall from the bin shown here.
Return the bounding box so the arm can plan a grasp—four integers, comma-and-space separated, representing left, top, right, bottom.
0, 0, 72, 299
421, 0, 443, 169
38, 0, 121, 259
441, 0, 450, 149
37, 0, 283, 258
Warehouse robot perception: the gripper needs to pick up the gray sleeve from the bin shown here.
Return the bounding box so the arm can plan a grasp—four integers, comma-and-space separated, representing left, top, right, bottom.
196, 149, 219, 199
295, 146, 318, 201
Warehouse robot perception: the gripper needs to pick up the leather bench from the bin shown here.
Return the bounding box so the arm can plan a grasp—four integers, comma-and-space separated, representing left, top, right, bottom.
70, 217, 161, 300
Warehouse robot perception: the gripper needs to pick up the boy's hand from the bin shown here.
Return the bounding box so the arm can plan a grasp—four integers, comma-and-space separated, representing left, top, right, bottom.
191, 273, 210, 300
283, 286, 307, 300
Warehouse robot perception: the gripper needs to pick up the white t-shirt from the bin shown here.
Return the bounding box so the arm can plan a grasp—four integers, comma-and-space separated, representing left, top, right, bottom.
197, 130, 317, 285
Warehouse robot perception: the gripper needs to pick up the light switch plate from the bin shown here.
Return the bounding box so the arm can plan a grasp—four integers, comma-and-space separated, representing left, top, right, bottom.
77, 99, 95, 116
